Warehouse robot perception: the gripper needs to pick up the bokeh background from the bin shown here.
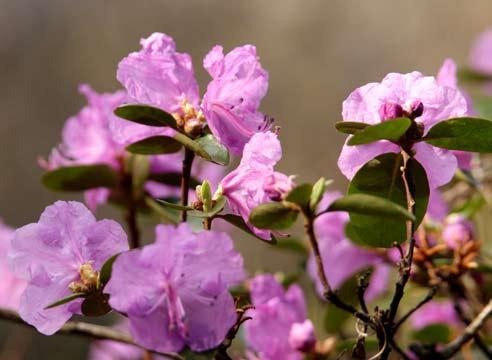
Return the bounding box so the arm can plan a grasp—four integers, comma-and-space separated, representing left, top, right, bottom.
0, 1, 491, 358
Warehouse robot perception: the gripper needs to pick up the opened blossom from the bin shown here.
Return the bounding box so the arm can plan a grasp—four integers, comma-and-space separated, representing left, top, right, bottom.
411, 300, 459, 330
338, 68, 468, 189
469, 28, 492, 76
219, 131, 294, 240
244, 274, 315, 360
115, 32, 270, 155
0, 220, 26, 310
8, 201, 128, 335
106, 223, 245, 353
307, 192, 390, 301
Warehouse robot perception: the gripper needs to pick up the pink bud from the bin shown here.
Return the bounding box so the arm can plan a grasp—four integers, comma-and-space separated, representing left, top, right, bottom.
288, 320, 316, 353
442, 214, 474, 249
378, 103, 404, 121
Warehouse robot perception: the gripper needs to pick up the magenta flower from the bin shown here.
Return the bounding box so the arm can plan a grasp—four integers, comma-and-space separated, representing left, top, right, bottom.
426, 187, 448, 222
115, 32, 270, 155
0, 220, 26, 310
307, 192, 390, 301
219, 131, 294, 240
469, 28, 492, 76
244, 274, 315, 360
337, 70, 468, 188
411, 300, 459, 330
8, 201, 128, 335
442, 214, 474, 250
105, 223, 245, 353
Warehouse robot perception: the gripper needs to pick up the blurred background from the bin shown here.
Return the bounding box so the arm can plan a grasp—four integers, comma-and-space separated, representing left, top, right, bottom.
0, 1, 491, 358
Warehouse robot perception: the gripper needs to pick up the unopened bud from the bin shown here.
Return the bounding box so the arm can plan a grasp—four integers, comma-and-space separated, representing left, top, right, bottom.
200, 180, 213, 212
379, 103, 403, 121
288, 320, 316, 353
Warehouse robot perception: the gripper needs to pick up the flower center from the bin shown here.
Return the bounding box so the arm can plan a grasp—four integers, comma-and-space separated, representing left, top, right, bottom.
69, 262, 99, 294
379, 101, 424, 121
172, 98, 206, 137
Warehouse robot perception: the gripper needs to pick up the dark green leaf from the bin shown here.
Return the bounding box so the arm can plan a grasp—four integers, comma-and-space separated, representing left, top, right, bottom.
194, 134, 229, 166
458, 68, 492, 84
310, 178, 327, 211
412, 324, 451, 344
188, 196, 226, 218
275, 238, 308, 255
475, 263, 492, 274
215, 214, 277, 244
81, 294, 111, 317
335, 121, 369, 135
114, 104, 177, 129
249, 202, 299, 230
155, 199, 194, 211
285, 183, 313, 209
147, 172, 200, 188
144, 197, 179, 224
424, 117, 492, 153
99, 254, 120, 287
45, 293, 86, 309
179, 348, 216, 360
173, 133, 211, 162
348, 117, 411, 146
327, 194, 415, 221
126, 136, 182, 155
43, 165, 118, 192
346, 153, 429, 247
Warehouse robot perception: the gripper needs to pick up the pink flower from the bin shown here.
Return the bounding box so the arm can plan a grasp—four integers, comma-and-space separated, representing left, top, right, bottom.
220, 131, 293, 240
411, 300, 459, 330
0, 220, 26, 310
105, 223, 245, 353
469, 28, 492, 76
426, 187, 448, 222
442, 214, 474, 250
8, 201, 129, 335
337, 70, 468, 189
307, 192, 390, 302
115, 33, 270, 155
244, 274, 313, 360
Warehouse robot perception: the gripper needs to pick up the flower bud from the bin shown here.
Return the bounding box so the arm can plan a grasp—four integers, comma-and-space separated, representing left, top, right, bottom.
199, 180, 213, 212
442, 214, 474, 249
379, 103, 403, 121
288, 320, 316, 353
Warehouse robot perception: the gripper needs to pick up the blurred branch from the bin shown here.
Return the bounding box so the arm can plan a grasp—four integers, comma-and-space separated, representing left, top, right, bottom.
0, 307, 183, 360
180, 148, 195, 222
393, 285, 438, 331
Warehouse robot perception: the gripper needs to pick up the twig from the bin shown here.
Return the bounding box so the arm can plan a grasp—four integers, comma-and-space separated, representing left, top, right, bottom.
389, 338, 410, 360
357, 271, 371, 314
393, 285, 438, 331
180, 148, 195, 222
123, 171, 140, 249
438, 298, 492, 359
453, 302, 492, 359
0, 307, 183, 360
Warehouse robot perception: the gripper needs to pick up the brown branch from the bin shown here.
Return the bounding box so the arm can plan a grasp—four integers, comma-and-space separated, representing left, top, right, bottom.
122, 172, 140, 249
0, 307, 183, 360
180, 148, 195, 222
393, 285, 438, 331
453, 302, 492, 359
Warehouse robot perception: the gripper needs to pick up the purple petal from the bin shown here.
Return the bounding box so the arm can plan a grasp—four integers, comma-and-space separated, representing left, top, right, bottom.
469, 28, 492, 75
413, 142, 457, 189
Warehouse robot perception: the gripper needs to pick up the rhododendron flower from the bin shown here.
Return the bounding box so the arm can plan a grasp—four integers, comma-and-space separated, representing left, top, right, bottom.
115, 32, 270, 155
8, 201, 128, 335
219, 131, 294, 240
426, 187, 449, 222
411, 300, 459, 330
338, 69, 468, 188
307, 192, 390, 301
0, 220, 26, 310
89, 320, 166, 360
244, 274, 315, 360
106, 223, 245, 353
469, 28, 492, 76
442, 214, 474, 250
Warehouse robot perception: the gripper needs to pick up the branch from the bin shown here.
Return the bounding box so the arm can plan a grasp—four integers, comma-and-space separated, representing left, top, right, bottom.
393, 285, 438, 331
438, 298, 492, 359
180, 148, 195, 222
0, 307, 183, 360
453, 302, 492, 359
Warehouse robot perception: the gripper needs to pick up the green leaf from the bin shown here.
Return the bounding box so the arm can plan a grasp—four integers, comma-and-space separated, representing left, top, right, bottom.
128, 154, 150, 199
285, 183, 313, 209
326, 194, 415, 221
147, 172, 200, 188
179, 348, 216, 360
424, 117, 492, 153
188, 196, 226, 218
114, 104, 178, 129
275, 238, 308, 255
346, 153, 429, 248
215, 214, 277, 244
126, 136, 182, 155
452, 193, 486, 218
42, 165, 118, 192
99, 254, 120, 287
335, 121, 369, 134
81, 294, 112, 317
473, 96, 492, 119
475, 263, 492, 274
194, 134, 229, 166
412, 324, 451, 344
249, 202, 299, 230
458, 68, 492, 84
310, 178, 327, 211
45, 293, 86, 309
324, 277, 357, 333
348, 117, 411, 146
144, 197, 179, 224
155, 199, 194, 211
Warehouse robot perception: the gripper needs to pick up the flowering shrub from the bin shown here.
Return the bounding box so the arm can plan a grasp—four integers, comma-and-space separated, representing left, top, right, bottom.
3, 29, 492, 360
